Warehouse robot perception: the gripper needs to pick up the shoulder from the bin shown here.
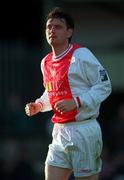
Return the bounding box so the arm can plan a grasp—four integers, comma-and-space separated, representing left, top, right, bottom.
41, 52, 52, 64
73, 46, 101, 65
42, 52, 52, 61
40, 52, 52, 71
73, 46, 94, 58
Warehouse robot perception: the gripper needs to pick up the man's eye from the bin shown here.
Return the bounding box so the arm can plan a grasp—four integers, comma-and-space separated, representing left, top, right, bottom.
46, 25, 52, 30
55, 25, 62, 29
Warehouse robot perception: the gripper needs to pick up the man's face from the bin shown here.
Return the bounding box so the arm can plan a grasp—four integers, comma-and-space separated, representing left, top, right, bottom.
46, 18, 73, 46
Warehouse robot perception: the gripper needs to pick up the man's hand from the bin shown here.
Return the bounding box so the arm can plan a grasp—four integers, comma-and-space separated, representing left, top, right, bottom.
54, 99, 77, 114
25, 102, 42, 116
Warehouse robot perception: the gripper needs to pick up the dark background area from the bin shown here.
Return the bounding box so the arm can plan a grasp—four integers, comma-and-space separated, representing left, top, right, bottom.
0, 0, 124, 180
0, 0, 41, 44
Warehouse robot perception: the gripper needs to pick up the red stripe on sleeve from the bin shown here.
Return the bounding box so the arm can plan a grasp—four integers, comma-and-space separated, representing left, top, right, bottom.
76, 97, 81, 108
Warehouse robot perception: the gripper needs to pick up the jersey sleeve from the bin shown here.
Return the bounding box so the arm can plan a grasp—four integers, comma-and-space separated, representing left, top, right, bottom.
35, 57, 52, 112
35, 90, 52, 112
77, 48, 112, 111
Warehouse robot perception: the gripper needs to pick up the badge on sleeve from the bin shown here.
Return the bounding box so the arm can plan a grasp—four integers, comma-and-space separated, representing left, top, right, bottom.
99, 69, 108, 81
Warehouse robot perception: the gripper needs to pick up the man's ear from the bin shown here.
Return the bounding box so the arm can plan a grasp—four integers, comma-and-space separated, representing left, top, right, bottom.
67, 28, 74, 39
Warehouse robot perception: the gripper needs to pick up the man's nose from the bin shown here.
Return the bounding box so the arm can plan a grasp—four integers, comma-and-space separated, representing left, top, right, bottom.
50, 26, 55, 32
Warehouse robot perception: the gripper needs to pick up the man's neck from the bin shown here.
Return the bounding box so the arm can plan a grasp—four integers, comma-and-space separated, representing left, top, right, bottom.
52, 43, 70, 57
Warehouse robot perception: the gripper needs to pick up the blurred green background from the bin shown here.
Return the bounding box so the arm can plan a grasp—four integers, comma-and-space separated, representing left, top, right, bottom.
0, 0, 124, 179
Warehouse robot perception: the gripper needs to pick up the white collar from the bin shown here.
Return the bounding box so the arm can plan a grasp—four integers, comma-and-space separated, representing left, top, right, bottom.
52, 44, 73, 61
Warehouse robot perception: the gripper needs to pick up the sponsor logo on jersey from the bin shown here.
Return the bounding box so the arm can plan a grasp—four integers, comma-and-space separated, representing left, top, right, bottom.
99, 69, 108, 81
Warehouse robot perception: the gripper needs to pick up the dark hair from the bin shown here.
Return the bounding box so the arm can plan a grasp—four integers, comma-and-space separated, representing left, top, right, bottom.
46, 7, 74, 43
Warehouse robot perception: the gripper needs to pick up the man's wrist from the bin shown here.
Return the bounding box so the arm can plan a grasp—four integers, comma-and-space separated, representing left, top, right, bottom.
36, 102, 43, 110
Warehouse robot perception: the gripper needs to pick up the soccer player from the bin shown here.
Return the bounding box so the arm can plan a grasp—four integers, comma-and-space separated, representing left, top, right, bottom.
25, 7, 112, 180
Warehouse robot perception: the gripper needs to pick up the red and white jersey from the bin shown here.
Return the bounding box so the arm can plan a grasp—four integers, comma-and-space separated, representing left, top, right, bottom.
36, 44, 111, 123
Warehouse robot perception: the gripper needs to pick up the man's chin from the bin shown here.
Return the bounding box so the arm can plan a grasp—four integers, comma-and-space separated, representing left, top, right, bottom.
48, 40, 58, 46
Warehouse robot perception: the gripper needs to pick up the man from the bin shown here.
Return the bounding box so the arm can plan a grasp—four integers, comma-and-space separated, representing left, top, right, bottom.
25, 7, 112, 180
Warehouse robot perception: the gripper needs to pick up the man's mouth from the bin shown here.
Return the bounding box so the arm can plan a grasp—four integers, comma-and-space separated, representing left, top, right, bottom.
49, 35, 56, 39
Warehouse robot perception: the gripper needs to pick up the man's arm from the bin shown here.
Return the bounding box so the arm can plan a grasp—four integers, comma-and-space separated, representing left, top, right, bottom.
25, 90, 52, 117
76, 48, 112, 111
